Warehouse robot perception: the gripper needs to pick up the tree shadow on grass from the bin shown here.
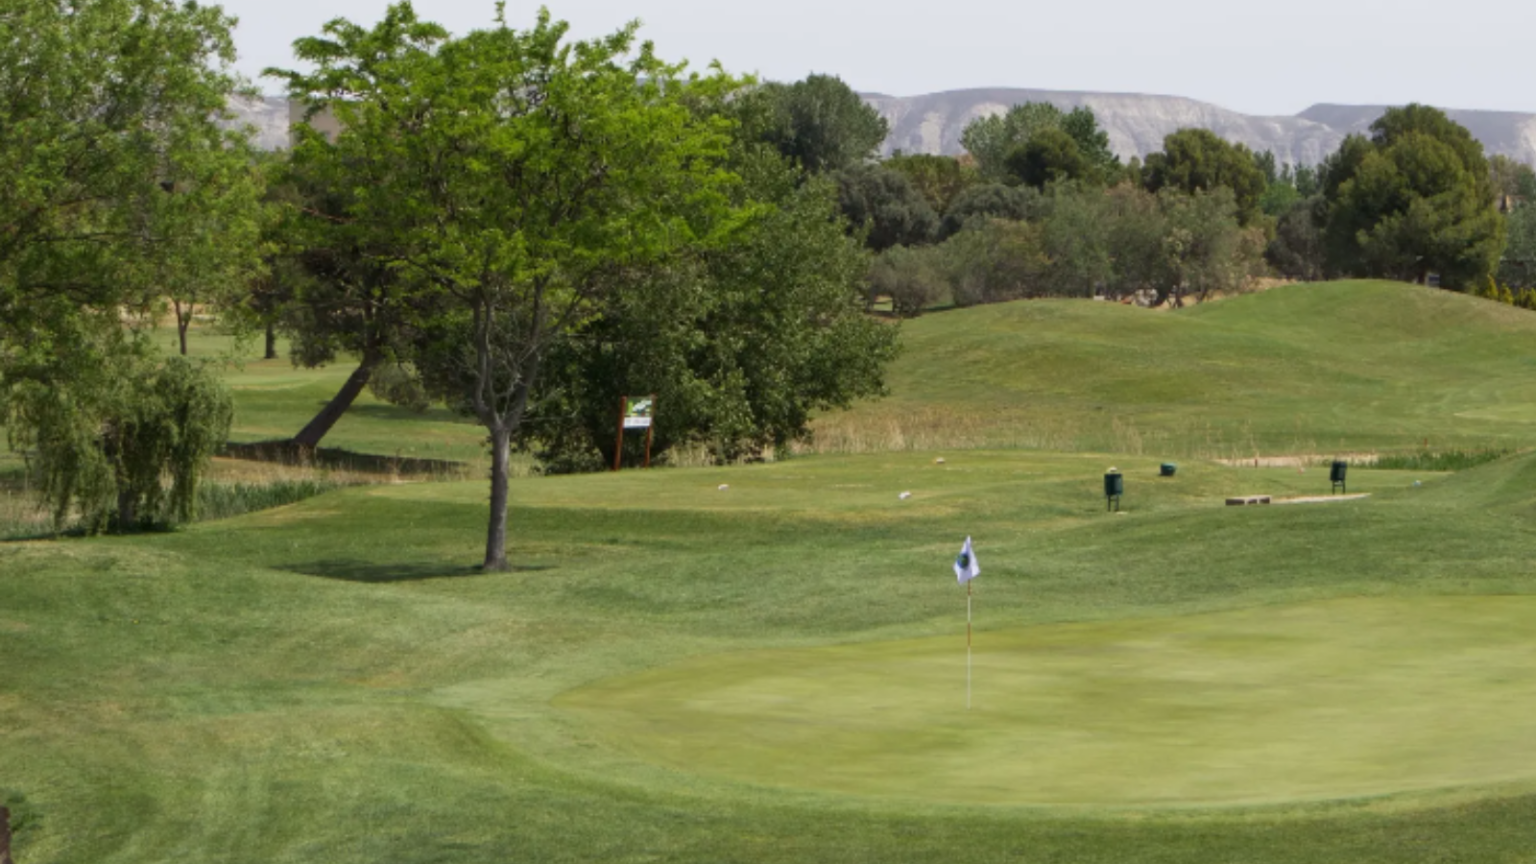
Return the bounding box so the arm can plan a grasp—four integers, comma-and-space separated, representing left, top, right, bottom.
281, 559, 554, 584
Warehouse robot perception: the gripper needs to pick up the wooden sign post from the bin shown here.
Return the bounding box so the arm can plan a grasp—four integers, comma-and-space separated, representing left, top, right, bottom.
612, 395, 655, 472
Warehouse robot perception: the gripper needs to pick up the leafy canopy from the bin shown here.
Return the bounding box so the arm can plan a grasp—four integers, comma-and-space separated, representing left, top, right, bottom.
733, 74, 889, 174
882, 153, 980, 215
961, 103, 1117, 182
834, 164, 938, 251
271, 3, 748, 569
0, 0, 260, 531
1324, 104, 1504, 288
527, 149, 898, 468
1142, 128, 1266, 226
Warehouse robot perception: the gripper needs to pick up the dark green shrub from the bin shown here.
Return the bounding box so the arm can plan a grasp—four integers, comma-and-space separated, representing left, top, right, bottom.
367, 362, 432, 413
869, 245, 947, 317
6, 353, 232, 532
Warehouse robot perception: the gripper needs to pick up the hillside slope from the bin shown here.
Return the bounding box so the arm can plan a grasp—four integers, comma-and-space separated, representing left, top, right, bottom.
811, 281, 1536, 458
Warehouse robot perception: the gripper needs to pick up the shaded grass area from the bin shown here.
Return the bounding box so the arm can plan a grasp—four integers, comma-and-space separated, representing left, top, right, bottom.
811, 281, 1536, 459
150, 326, 492, 466
5, 450, 1536, 861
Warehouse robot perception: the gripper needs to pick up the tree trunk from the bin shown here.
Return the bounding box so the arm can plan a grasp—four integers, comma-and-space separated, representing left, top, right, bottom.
483, 425, 512, 572
1, 805, 14, 864
174, 299, 190, 356
264, 321, 278, 360
292, 355, 380, 449
116, 488, 138, 530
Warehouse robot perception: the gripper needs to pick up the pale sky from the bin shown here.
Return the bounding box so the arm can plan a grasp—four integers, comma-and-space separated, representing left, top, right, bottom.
223, 0, 1536, 117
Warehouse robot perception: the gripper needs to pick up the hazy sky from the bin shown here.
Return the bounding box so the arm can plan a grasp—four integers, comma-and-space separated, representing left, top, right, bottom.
224, 0, 1536, 116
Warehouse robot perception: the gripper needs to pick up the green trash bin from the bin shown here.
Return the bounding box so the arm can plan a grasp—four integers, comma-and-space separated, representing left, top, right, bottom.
1330, 460, 1348, 495
1160, 463, 1177, 477
1104, 469, 1124, 512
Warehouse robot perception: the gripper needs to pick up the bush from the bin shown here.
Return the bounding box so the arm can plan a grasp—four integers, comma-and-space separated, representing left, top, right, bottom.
940, 183, 1040, 239
937, 219, 1049, 307
5, 352, 232, 532
367, 362, 432, 413
833, 164, 938, 251
869, 245, 948, 317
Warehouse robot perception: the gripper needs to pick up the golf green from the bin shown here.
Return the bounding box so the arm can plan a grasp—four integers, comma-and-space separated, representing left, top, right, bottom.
560, 596, 1536, 807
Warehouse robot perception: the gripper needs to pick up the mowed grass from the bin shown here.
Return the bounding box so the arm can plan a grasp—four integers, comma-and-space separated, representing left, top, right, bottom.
150, 327, 489, 465
7, 449, 1536, 862
564, 595, 1536, 807
812, 281, 1536, 458
7, 282, 1536, 862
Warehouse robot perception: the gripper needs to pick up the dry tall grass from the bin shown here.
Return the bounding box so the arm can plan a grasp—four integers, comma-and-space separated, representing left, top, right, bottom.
802, 409, 1332, 464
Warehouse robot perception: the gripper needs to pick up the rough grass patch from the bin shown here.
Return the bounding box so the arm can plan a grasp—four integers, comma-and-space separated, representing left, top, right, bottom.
1366, 449, 1513, 472
195, 478, 352, 522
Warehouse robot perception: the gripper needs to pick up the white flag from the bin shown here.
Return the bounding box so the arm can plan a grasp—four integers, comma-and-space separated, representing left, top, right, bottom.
954, 536, 979, 584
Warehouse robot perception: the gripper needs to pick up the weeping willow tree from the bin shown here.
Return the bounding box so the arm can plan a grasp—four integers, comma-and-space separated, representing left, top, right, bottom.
5, 345, 232, 533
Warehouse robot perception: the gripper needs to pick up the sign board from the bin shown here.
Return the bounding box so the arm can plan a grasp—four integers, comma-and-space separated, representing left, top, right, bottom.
622, 396, 654, 429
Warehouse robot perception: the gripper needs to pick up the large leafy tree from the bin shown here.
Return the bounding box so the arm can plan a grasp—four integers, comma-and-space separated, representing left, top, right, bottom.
1499, 202, 1536, 287
1323, 105, 1504, 288
1267, 196, 1328, 281
1159, 188, 1261, 305
526, 148, 897, 469
270, 155, 425, 449
0, 0, 260, 528
1004, 127, 1092, 190
734, 74, 888, 174
834, 164, 938, 250
1, 0, 262, 342
1036, 185, 1114, 297
1489, 154, 1536, 202
273, 4, 744, 571
961, 102, 1117, 182
937, 218, 1049, 307
882, 153, 979, 214
939, 183, 1040, 238
1142, 128, 1266, 225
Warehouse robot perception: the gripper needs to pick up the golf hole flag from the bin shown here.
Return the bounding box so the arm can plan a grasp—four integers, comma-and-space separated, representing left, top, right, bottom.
954, 536, 979, 584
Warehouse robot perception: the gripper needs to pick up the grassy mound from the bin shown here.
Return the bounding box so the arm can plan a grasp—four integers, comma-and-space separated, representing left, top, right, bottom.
812, 281, 1536, 457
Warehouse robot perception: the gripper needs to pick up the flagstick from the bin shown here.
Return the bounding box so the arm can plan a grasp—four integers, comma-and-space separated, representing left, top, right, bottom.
966, 580, 973, 711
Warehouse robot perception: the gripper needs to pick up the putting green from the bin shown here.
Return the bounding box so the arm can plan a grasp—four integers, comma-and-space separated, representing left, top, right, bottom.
559, 596, 1536, 807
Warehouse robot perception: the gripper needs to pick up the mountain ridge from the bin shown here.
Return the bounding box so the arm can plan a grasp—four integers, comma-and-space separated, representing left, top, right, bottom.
229, 91, 1536, 168
861, 88, 1536, 167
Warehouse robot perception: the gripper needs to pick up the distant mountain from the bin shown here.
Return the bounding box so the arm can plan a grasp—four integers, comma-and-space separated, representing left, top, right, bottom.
862, 89, 1536, 167
229, 90, 1536, 168
225, 96, 293, 152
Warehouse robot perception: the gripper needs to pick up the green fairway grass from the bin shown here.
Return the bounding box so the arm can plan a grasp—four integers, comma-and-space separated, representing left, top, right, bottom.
563, 595, 1536, 807
7, 282, 1536, 862
148, 327, 490, 465
7, 448, 1536, 862
813, 280, 1536, 458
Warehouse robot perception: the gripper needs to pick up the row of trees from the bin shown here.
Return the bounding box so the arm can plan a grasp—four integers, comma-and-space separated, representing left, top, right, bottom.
869, 185, 1263, 315
0, 1, 897, 570
0, 0, 257, 531
826, 93, 1526, 316
1260, 106, 1526, 289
